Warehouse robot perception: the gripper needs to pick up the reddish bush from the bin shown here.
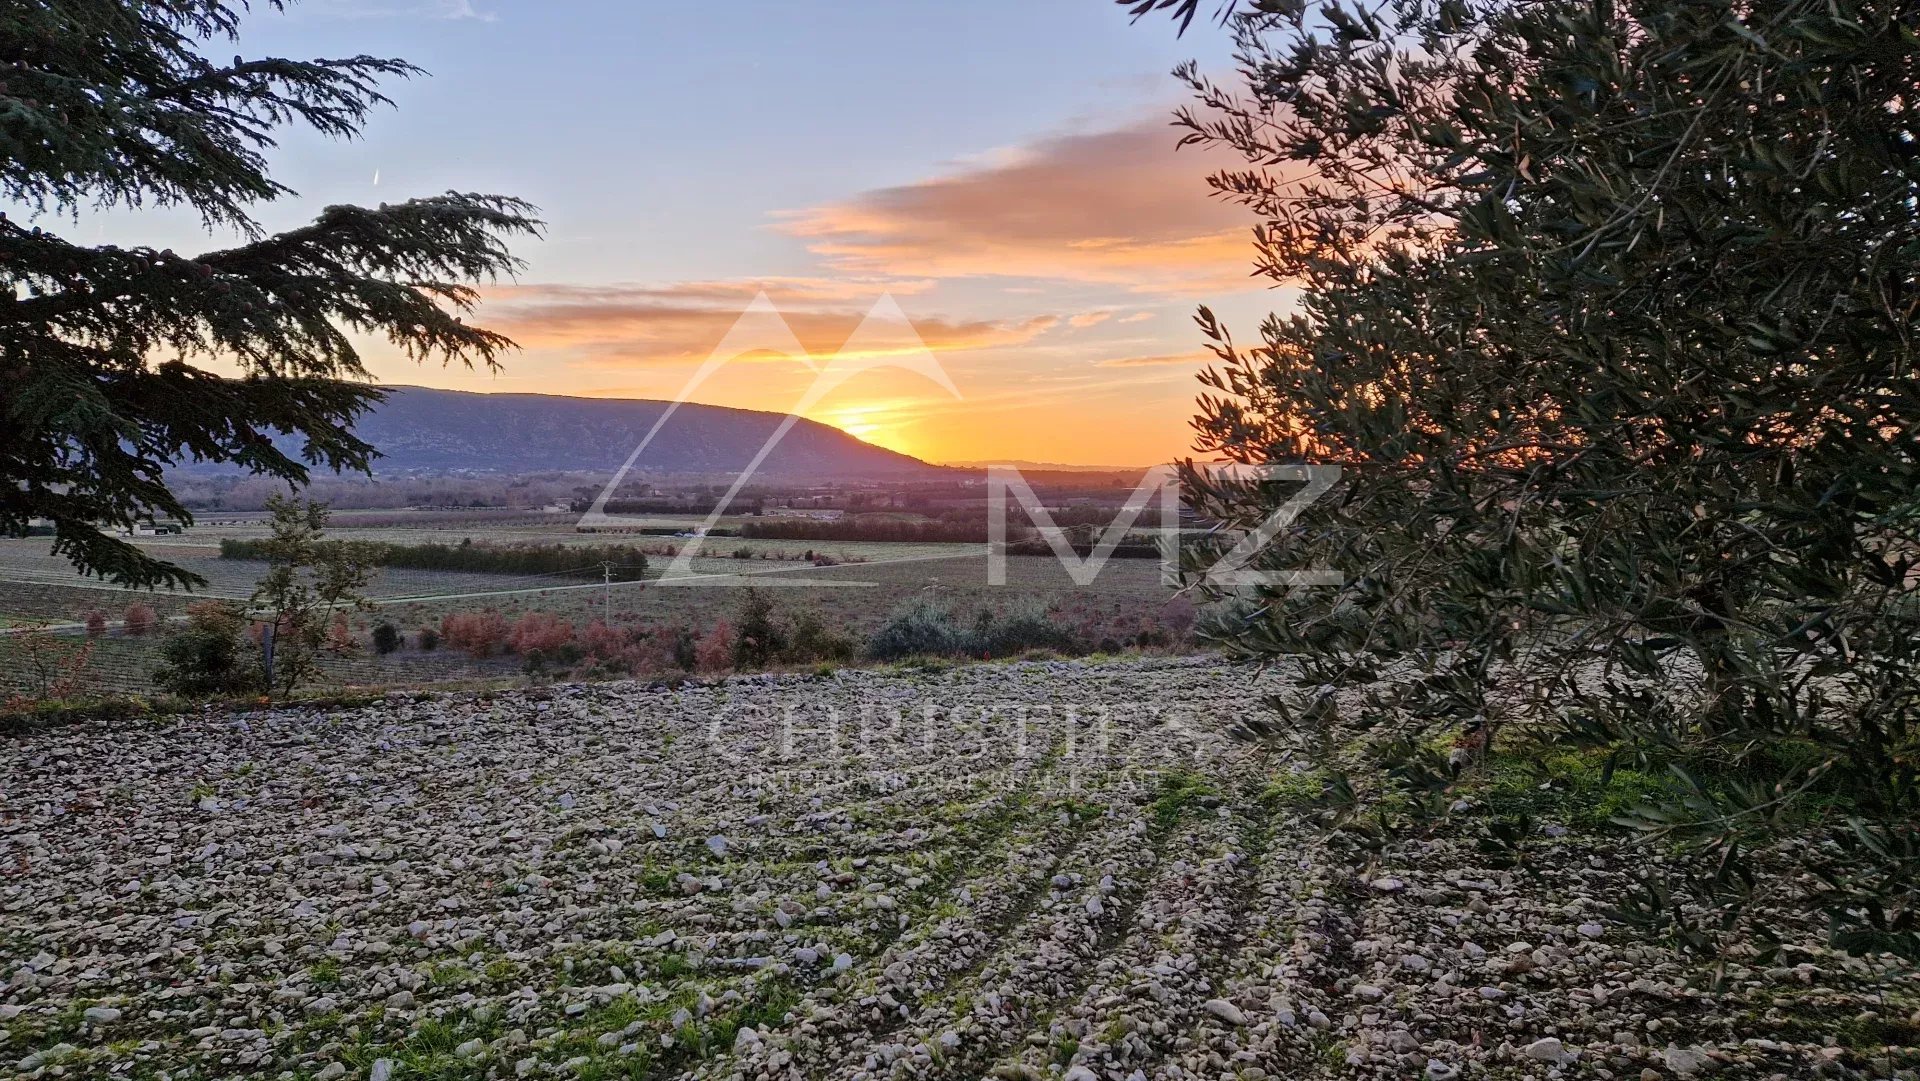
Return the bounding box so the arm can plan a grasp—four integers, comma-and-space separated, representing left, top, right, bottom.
122, 602, 158, 637
695, 619, 734, 673
508, 611, 575, 654
326, 612, 355, 651
441, 610, 510, 658
82, 609, 108, 638
582, 619, 640, 666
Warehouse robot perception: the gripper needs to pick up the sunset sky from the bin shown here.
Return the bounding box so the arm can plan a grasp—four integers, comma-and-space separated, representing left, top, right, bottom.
51, 0, 1295, 466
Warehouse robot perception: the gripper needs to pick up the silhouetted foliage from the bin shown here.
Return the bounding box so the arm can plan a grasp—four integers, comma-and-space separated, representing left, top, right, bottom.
1167, 0, 1920, 958
0, 0, 539, 588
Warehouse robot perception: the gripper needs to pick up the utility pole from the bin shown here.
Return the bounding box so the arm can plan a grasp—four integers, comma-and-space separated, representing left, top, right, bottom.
601, 561, 614, 625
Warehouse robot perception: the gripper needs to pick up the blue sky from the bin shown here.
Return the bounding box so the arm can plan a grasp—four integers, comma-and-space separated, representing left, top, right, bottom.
47, 0, 1288, 464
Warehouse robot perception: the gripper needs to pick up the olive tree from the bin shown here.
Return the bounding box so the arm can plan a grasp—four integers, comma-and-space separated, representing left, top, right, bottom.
1164, 0, 1920, 957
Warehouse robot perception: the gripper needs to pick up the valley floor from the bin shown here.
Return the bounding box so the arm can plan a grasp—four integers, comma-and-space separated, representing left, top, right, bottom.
2, 657, 1915, 1079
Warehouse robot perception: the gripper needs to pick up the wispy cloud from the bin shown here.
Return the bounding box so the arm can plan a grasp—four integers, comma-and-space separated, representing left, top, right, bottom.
1095, 349, 1212, 367
477, 280, 1059, 368
778, 118, 1258, 295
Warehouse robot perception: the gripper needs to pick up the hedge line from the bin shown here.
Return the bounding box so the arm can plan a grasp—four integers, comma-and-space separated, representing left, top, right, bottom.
219, 539, 649, 581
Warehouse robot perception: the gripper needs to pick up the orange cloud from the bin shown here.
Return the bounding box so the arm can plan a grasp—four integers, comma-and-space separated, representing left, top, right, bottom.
1096, 349, 1213, 367
777, 120, 1257, 294
476, 280, 1059, 366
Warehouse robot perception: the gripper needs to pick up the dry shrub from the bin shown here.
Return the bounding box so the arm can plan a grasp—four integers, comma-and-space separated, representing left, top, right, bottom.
695, 619, 734, 673
442, 610, 510, 658
508, 611, 574, 655
122, 602, 158, 636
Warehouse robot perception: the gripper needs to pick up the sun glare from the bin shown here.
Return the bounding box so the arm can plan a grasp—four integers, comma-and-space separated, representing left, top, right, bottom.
821, 402, 914, 456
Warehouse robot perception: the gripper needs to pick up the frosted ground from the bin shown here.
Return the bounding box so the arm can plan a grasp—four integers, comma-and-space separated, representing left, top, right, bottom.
3, 657, 1915, 1080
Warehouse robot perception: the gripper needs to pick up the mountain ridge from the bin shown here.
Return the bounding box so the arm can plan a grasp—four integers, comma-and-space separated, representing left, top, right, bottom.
239, 386, 943, 478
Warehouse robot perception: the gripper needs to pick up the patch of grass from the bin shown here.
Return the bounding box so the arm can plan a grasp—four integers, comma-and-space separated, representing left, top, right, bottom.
1052, 1032, 1081, 1066
307, 959, 343, 988
654, 952, 692, 981
1055, 797, 1106, 820
1475, 746, 1683, 828
1149, 768, 1219, 828
1257, 767, 1330, 809
425, 961, 474, 989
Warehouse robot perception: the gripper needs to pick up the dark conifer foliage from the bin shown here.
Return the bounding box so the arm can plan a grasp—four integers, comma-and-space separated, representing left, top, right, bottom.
1, 1, 541, 588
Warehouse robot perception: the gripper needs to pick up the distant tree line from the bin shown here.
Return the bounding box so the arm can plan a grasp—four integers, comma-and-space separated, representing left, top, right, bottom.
221, 538, 648, 581
739, 517, 1017, 544
578, 498, 761, 515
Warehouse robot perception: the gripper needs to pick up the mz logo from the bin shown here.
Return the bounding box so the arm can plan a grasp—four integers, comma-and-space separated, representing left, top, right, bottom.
986, 463, 1342, 589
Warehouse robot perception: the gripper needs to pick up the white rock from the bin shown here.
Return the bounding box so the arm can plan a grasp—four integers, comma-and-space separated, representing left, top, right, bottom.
1664, 1045, 1710, 1077
1524, 1037, 1571, 1064
1202, 999, 1247, 1026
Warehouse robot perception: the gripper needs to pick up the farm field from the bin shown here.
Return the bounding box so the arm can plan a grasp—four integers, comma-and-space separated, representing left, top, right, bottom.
3, 656, 1912, 1080
0, 528, 1181, 698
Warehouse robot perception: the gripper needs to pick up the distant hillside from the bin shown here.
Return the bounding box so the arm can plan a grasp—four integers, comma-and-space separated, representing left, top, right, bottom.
314, 387, 940, 477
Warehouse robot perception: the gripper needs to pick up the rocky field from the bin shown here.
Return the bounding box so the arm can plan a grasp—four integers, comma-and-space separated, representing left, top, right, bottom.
3, 657, 1916, 1080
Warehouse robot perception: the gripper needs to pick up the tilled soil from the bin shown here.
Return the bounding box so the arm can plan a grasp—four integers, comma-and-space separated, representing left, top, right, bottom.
3, 657, 1915, 1080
